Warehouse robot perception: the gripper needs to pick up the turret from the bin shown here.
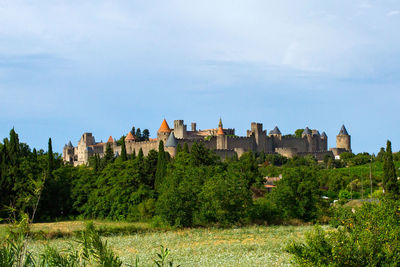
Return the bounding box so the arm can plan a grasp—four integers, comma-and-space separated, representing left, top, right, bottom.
217, 119, 227, 149
269, 126, 282, 137
157, 119, 171, 142
165, 131, 178, 157
336, 125, 351, 152
174, 120, 187, 139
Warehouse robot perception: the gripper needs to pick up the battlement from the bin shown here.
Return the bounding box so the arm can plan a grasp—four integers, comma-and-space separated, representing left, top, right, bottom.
64, 121, 348, 166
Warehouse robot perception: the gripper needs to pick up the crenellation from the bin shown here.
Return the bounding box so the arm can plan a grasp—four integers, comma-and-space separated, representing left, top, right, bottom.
64, 119, 352, 165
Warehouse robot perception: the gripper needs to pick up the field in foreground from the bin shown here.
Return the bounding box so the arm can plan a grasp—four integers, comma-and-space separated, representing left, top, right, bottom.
0, 221, 317, 266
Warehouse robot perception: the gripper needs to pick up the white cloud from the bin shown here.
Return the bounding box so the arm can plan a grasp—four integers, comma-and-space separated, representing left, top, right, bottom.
387, 10, 400, 17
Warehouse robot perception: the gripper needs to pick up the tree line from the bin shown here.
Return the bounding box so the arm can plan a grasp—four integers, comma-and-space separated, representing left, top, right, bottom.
1, 129, 399, 227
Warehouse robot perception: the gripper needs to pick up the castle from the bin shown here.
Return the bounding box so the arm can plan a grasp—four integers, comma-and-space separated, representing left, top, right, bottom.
63, 119, 351, 166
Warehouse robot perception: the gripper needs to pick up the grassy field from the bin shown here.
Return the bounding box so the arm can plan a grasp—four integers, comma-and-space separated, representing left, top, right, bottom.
1, 221, 315, 266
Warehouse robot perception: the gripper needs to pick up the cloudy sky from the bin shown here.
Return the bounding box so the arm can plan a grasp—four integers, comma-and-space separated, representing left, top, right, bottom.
0, 0, 399, 153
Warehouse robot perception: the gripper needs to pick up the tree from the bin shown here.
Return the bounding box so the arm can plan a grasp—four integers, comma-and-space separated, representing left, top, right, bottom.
183, 143, 189, 153
137, 148, 144, 160
135, 128, 142, 141
47, 138, 54, 178
295, 129, 304, 138
120, 140, 127, 161
142, 129, 150, 141
103, 143, 114, 166
383, 140, 399, 199
155, 141, 166, 191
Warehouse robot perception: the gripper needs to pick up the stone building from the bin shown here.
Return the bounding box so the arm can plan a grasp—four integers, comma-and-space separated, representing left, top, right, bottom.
63, 119, 352, 166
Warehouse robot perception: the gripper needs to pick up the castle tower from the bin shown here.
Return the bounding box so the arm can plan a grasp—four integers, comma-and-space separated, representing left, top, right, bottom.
320, 131, 328, 151
173, 120, 187, 139
63, 141, 74, 164
217, 121, 227, 149
165, 131, 178, 157
157, 119, 171, 142
269, 126, 282, 137
302, 127, 315, 152
336, 125, 351, 152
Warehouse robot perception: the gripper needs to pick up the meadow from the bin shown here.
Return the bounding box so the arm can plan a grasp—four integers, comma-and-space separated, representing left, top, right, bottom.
1, 221, 315, 266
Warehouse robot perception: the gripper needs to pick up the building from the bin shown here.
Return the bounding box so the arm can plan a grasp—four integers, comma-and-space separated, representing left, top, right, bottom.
63, 119, 351, 166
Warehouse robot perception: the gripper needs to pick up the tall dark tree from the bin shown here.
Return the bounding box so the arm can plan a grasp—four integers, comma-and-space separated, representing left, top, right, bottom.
137, 148, 144, 160
183, 143, 189, 154
47, 138, 54, 178
103, 143, 114, 166
120, 140, 127, 161
135, 128, 142, 140
155, 141, 166, 191
131, 149, 136, 160
176, 144, 182, 154
383, 140, 399, 199
131, 126, 136, 135
142, 129, 150, 141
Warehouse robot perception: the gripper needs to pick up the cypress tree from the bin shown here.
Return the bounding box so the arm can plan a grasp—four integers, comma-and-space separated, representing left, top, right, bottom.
47, 138, 54, 178
131, 149, 136, 160
183, 142, 189, 153
383, 140, 399, 198
8, 128, 20, 166
104, 143, 114, 166
138, 148, 144, 160
136, 128, 142, 141
155, 140, 166, 191
176, 143, 182, 154
121, 140, 127, 161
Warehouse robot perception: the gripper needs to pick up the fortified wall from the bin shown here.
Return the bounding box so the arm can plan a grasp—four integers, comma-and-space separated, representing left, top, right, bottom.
63, 119, 351, 165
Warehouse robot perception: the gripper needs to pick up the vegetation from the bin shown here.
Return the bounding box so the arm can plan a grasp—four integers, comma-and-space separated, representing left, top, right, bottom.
2, 128, 400, 265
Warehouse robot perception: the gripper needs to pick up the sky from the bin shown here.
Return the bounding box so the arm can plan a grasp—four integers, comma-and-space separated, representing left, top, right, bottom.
0, 0, 399, 154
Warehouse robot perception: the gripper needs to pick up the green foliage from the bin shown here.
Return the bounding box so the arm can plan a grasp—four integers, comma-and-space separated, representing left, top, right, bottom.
268, 167, 323, 221
383, 140, 399, 199
287, 200, 400, 266
155, 141, 166, 191
120, 140, 127, 161
295, 129, 304, 138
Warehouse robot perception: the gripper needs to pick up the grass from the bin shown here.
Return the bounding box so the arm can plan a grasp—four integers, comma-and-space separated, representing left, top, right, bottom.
1, 221, 317, 266
0, 220, 153, 239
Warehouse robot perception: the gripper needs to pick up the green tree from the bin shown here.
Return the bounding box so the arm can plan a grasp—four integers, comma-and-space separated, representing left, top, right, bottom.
183, 143, 189, 153
47, 138, 54, 178
120, 140, 127, 161
103, 143, 114, 166
383, 140, 399, 199
142, 129, 150, 141
295, 129, 304, 138
155, 141, 166, 191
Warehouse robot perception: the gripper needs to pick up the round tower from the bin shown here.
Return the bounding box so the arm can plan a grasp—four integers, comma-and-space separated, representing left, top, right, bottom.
157, 119, 171, 142
165, 131, 178, 157
336, 125, 351, 152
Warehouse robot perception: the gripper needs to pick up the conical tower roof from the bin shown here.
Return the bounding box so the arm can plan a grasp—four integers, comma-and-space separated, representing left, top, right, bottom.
68, 141, 73, 147
217, 126, 224, 135
339, 125, 349, 135
165, 132, 178, 147
107, 136, 114, 143
125, 131, 135, 141
302, 127, 311, 136
269, 126, 281, 135
321, 132, 327, 138
158, 119, 171, 133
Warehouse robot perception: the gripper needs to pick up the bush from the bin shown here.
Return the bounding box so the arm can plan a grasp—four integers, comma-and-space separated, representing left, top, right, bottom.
249, 197, 279, 224
287, 199, 400, 266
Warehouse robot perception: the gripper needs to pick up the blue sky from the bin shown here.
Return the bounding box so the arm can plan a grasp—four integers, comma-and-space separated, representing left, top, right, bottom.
0, 0, 399, 154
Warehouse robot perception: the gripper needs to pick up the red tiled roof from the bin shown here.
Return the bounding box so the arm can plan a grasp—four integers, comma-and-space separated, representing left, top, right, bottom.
158, 119, 171, 133
107, 136, 114, 143
217, 126, 224, 135
125, 131, 135, 141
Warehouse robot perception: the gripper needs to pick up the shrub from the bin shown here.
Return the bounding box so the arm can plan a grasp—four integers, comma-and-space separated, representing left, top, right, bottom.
287, 199, 400, 266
